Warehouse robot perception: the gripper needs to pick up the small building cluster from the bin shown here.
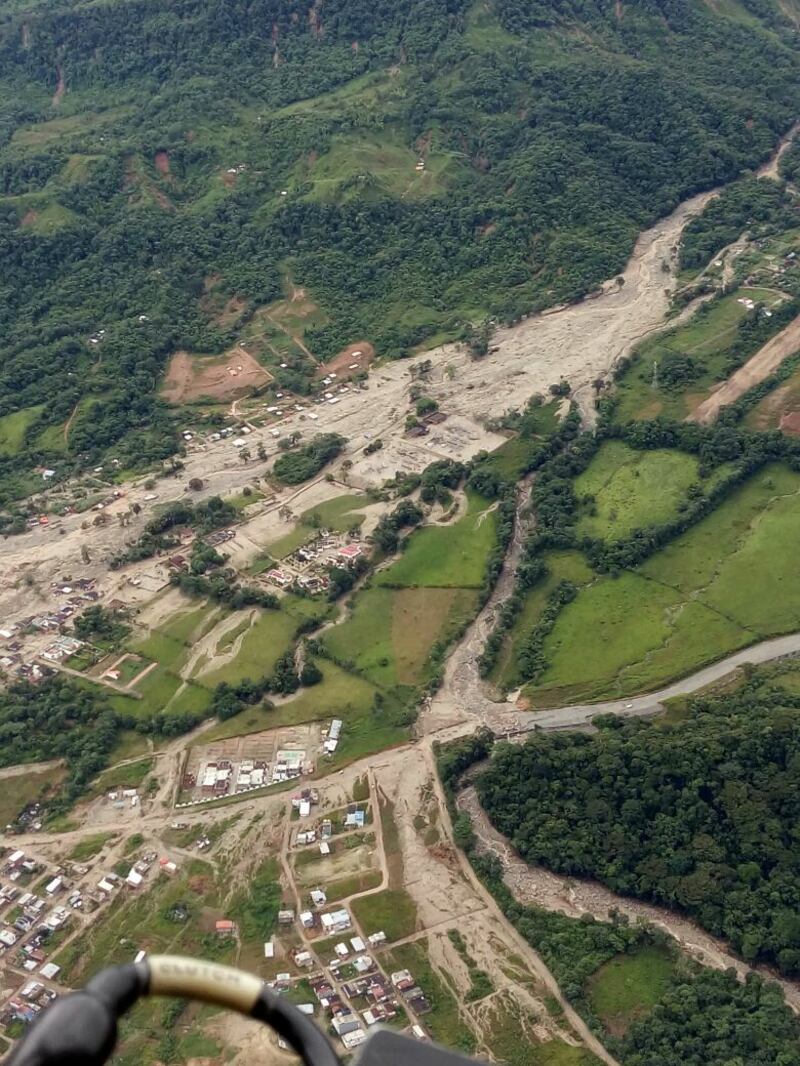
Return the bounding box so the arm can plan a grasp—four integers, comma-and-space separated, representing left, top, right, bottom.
264, 530, 364, 597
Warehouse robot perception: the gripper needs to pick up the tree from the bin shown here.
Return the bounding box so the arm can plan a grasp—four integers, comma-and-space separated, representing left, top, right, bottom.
188, 477, 204, 491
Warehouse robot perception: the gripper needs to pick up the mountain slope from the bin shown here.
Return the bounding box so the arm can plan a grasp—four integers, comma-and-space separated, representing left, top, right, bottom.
0, 0, 799, 504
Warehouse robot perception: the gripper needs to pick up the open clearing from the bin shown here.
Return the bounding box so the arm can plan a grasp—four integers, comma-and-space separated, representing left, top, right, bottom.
574, 442, 703, 540
586, 947, 676, 1038
0, 762, 65, 826
745, 361, 800, 433
691, 311, 800, 423
351, 888, 418, 942
526, 464, 800, 706
613, 289, 786, 423
324, 586, 478, 689
0, 405, 42, 456
200, 659, 408, 765
377, 492, 497, 589
161, 347, 272, 404
317, 341, 375, 380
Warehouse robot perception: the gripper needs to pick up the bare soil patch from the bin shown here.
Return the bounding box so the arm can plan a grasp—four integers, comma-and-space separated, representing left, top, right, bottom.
154, 151, 170, 176
690, 313, 800, 423
52, 66, 65, 107
316, 341, 374, 380
20, 209, 38, 227
217, 295, 248, 328
161, 348, 272, 404
782, 411, 800, 435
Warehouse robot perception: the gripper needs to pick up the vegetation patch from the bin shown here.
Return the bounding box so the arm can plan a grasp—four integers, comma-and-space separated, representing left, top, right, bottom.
526, 464, 800, 706
574, 441, 703, 540
586, 946, 676, 1037
377, 493, 497, 589
385, 939, 476, 1055
0, 763, 65, 828
324, 586, 477, 688
68, 832, 118, 862
0, 406, 43, 456
351, 888, 417, 942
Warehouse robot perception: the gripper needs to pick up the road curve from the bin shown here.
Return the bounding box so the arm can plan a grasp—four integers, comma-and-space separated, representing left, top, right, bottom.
514, 630, 800, 734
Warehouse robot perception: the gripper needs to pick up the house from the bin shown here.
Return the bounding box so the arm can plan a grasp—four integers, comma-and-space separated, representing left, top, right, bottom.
97, 878, 116, 894
39, 963, 60, 981
320, 909, 351, 934
264, 941, 275, 958
331, 1013, 360, 1037
334, 943, 349, 958
300, 911, 315, 929
353, 955, 374, 975
390, 969, 415, 991
367, 931, 386, 947
350, 936, 365, 953
319, 841, 331, 856
299, 800, 311, 818
310, 889, 327, 907
44, 877, 63, 896
215, 920, 236, 936
344, 809, 365, 830
341, 1029, 367, 1050
125, 870, 143, 889
294, 951, 314, 969
278, 909, 295, 926
337, 544, 362, 562
406, 987, 431, 1013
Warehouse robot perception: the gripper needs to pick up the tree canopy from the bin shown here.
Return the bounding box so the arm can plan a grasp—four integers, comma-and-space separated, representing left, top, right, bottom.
477, 684, 800, 975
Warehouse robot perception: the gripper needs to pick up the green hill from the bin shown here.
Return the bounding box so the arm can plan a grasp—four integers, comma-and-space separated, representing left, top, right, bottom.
1, 0, 799, 503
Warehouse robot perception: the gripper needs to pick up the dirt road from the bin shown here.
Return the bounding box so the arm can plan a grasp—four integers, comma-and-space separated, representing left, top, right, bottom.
690, 312, 800, 423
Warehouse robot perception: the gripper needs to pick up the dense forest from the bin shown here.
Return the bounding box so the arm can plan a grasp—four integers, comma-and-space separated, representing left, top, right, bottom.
476, 681, 800, 976
438, 732, 800, 1066
0, 0, 799, 501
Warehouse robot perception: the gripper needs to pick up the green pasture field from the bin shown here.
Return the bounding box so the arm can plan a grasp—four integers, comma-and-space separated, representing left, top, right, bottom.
200, 659, 408, 762
90, 758, 154, 798
323, 585, 478, 689
525, 464, 800, 707
586, 946, 676, 1037
297, 128, 463, 204
377, 492, 496, 589
483, 437, 540, 481
109, 665, 211, 720
574, 441, 702, 540
0, 406, 43, 456
197, 609, 298, 687
613, 289, 784, 423
68, 832, 117, 862
490, 551, 594, 689
351, 888, 417, 942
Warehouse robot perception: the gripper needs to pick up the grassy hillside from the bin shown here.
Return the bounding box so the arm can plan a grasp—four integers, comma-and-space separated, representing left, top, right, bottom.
0, 0, 799, 504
